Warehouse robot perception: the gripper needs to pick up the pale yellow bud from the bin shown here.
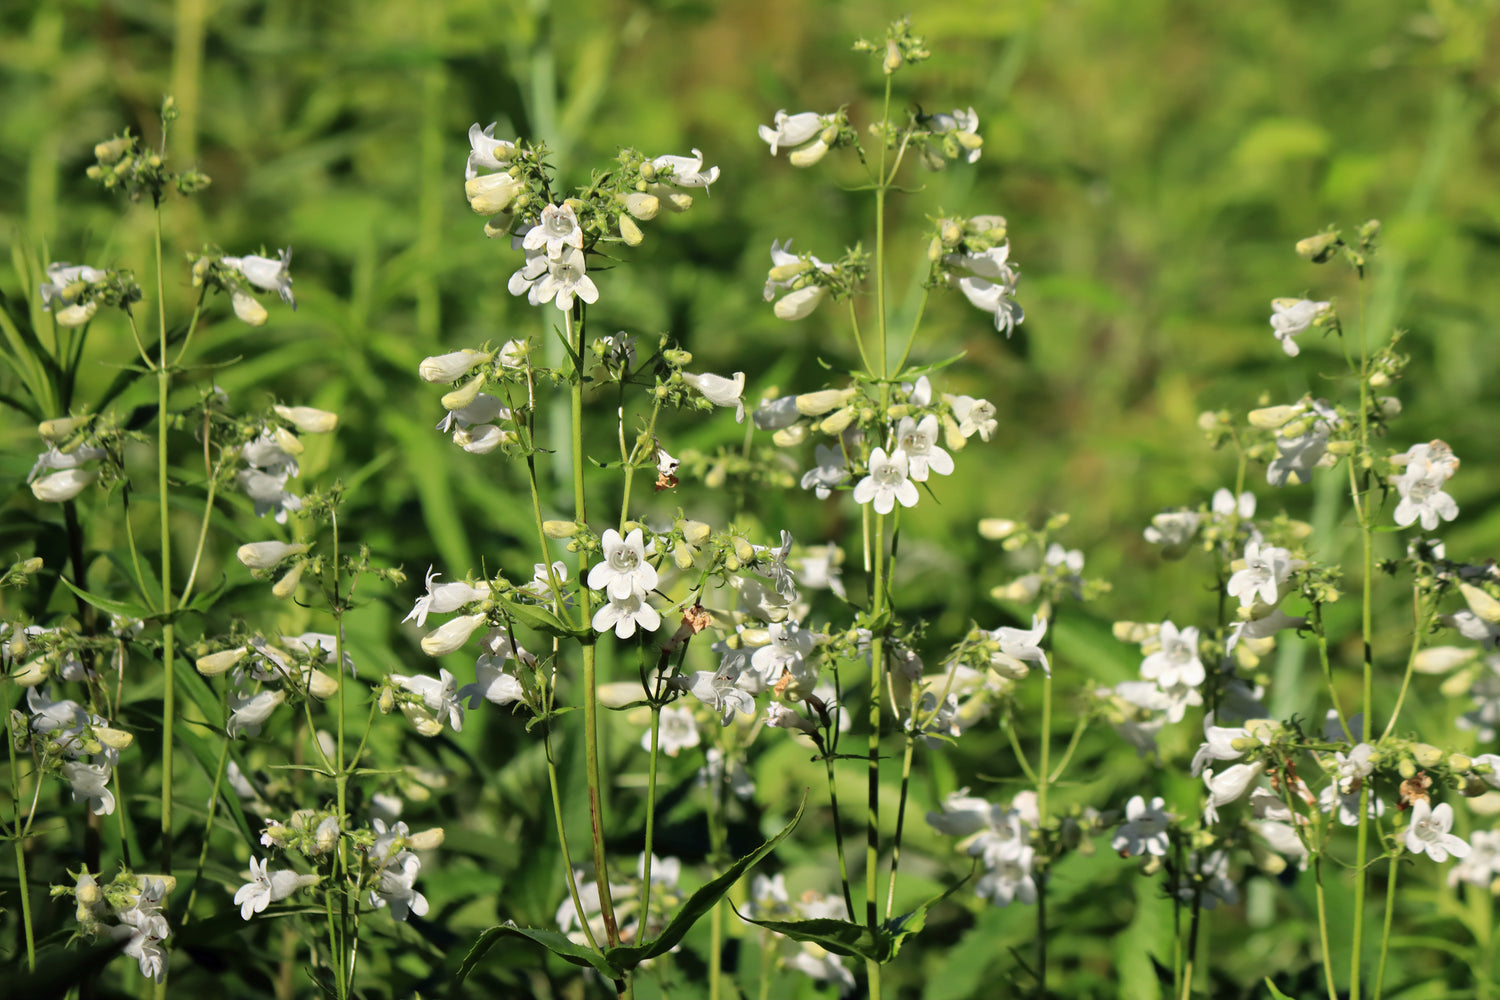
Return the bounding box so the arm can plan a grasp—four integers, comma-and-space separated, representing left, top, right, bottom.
732, 536, 755, 563
274, 405, 339, 434
818, 406, 856, 435
378, 687, 395, 714
1450, 754, 1473, 772
272, 426, 304, 456
1324, 440, 1354, 456
623, 192, 659, 220
768, 260, 812, 283
883, 39, 902, 73
681, 520, 711, 545
94, 727, 134, 751
1461, 582, 1500, 624
38, 416, 90, 442
667, 191, 693, 212
542, 520, 579, 538
55, 301, 98, 327
1412, 744, 1444, 768
13, 658, 50, 687
1111, 621, 1158, 644
306, 669, 339, 699
196, 647, 248, 676
1247, 405, 1303, 430
1442, 666, 1481, 699
978, 518, 1018, 540
618, 214, 644, 246
231, 290, 267, 326
1414, 645, 1477, 675
788, 137, 830, 167
407, 826, 445, 851
772, 424, 807, 448
94, 136, 133, 164
441, 374, 486, 411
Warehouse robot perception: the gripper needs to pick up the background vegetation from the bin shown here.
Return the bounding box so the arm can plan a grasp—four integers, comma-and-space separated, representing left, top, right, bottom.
4, 0, 1500, 996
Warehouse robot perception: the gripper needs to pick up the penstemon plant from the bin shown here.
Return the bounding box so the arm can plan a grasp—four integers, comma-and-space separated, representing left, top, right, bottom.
4, 15, 1499, 1000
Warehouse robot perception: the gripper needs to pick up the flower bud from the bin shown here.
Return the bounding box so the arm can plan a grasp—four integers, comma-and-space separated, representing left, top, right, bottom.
94, 136, 133, 164
274, 405, 339, 434
464, 172, 522, 215
1461, 583, 1500, 624
1412, 744, 1444, 769
1324, 440, 1354, 456
420, 612, 487, 656
978, 518, 1018, 540
231, 290, 268, 326
55, 301, 98, 327
681, 519, 711, 545
94, 726, 134, 751
306, 669, 339, 699
1450, 754, 1473, 772
666, 191, 693, 212
1247, 405, 1303, 430
618, 214, 644, 246
407, 826, 445, 851
622, 192, 659, 220
315, 816, 340, 853
20, 557, 44, 574
419, 349, 488, 383
1398, 758, 1417, 780
542, 520, 579, 538
1413, 645, 1476, 674
788, 137, 830, 168
272, 561, 305, 599
732, 536, 756, 563
441, 374, 486, 411
237, 541, 309, 569
883, 38, 902, 73
1295, 232, 1341, 262
378, 687, 395, 714
272, 426, 304, 456
818, 406, 856, 435
771, 424, 807, 448
663, 348, 693, 366
38, 416, 90, 442
940, 219, 964, 246
196, 647, 248, 677
1441, 666, 1480, 700
1111, 621, 1157, 644
13, 657, 49, 686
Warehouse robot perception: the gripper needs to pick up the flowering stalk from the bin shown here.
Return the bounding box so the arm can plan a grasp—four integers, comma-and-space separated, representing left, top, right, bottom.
3, 688, 36, 971
153, 205, 178, 883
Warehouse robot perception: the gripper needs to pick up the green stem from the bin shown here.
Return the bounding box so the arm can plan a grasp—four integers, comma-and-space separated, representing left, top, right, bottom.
884, 734, 916, 921
640, 705, 661, 924
1379, 590, 1428, 742
182, 730, 230, 925
4, 691, 35, 971
154, 207, 177, 878
544, 710, 600, 951
1374, 855, 1398, 1000
567, 308, 619, 946
822, 745, 857, 921
1314, 857, 1339, 1000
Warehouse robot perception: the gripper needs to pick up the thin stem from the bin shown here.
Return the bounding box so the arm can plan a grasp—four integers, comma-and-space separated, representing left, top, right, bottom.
1379, 589, 1428, 742
1314, 857, 1339, 1000
544, 717, 600, 951
182, 731, 230, 924
4, 691, 36, 970
640, 706, 661, 924
822, 747, 857, 921
1374, 855, 1397, 1000
154, 206, 178, 877
1035, 871, 1048, 1000
568, 307, 619, 946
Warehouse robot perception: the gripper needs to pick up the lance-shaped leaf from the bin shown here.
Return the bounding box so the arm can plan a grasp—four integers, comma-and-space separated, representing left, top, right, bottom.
497, 594, 593, 641
458, 923, 627, 983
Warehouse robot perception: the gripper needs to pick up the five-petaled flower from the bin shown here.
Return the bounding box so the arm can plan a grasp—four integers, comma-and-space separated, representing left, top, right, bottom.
1405, 800, 1470, 863
853, 447, 919, 514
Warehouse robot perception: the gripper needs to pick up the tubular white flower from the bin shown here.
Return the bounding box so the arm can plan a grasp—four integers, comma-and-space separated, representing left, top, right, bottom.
1269, 298, 1330, 356
39, 262, 107, 308
420, 349, 488, 383
223, 248, 295, 309
1140, 621, 1204, 689
234, 858, 318, 919
758, 110, 825, 155
989, 614, 1050, 676
523, 203, 584, 258
273, 405, 338, 434
30, 468, 98, 502
465, 171, 523, 215
680, 370, 746, 423
650, 149, 720, 190
587, 529, 658, 602
895, 415, 953, 481
231, 290, 268, 326
591, 590, 661, 638
228, 689, 284, 738
466, 122, 516, 177
773, 284, 827, 320
62, 761, 116, 815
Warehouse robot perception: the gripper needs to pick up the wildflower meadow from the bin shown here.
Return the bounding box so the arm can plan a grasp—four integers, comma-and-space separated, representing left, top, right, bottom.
5, 3, 1500, 999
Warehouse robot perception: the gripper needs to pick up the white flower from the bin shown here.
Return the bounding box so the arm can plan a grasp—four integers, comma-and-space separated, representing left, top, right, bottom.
234, 858, 317, 919
948, 394, 997, 441
592, 590, 661, 638
465, 122, 516, 178
465, 170, 523, 215
1392, 440, 1459, 478
1203, 762, 1261, 822
1143, 510, 1201, 554
369, 851, 429, 921
1112, 795, 1173, 857
1335, 743, 1376, 794
30, 468, 98, 502
392, 669, 465, 733
946, 245, 1023, 336
758, 110, 826, 155
1405, 800, 1470, 862
647, 705, 700, 757
273, 405, 338, 434
1392, 453, 1459, 531
231, 289, 267, 325
1174, 850, 1239, 909
39, 262, 107, 309
588, 528, 658, 601
223, 248, 295, 309
1267, 400, 1340, 487
62, 761, 115, 815
228, 688, 284, 738
405, 568, 490, 628
764, 239, 835, 320
681, 370, 746, 422
853, 447, 919, 515
1226, 539, 1295, 608
750, 620, 818, 687
459, 650, 527, 708
988, 614, 1050, 677
508, 245, 599, 310
1448, 830, 1500, 888
523, 203, 584, 259
1190, 714, 1252, 776
685, 664, 756, 724
895, 415, 954, 481
1211, 488, 1256, 522
650, 149, 720, 190
1140, 621, 1204, 689
800, 443, 849, 499
1269, 298, 1330, 356
765, 701, 818, 735
923, 107, 983, 163
975, 846, 1036, 907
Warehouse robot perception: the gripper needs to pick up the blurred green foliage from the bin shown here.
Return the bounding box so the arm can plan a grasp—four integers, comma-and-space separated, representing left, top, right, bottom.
4, 0, 1500, 997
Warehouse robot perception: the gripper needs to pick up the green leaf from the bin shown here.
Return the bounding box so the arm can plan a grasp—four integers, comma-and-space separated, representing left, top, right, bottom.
456, 793, 808, 985
457, 923, 627, 984
59, 577, 153, 621
734, 914, 881, 961
1264, 978, 1297, 999
882, 875, 971, 959
894, 350, 968, 381
607, 792, 809, 969
497, 595, 592, 640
